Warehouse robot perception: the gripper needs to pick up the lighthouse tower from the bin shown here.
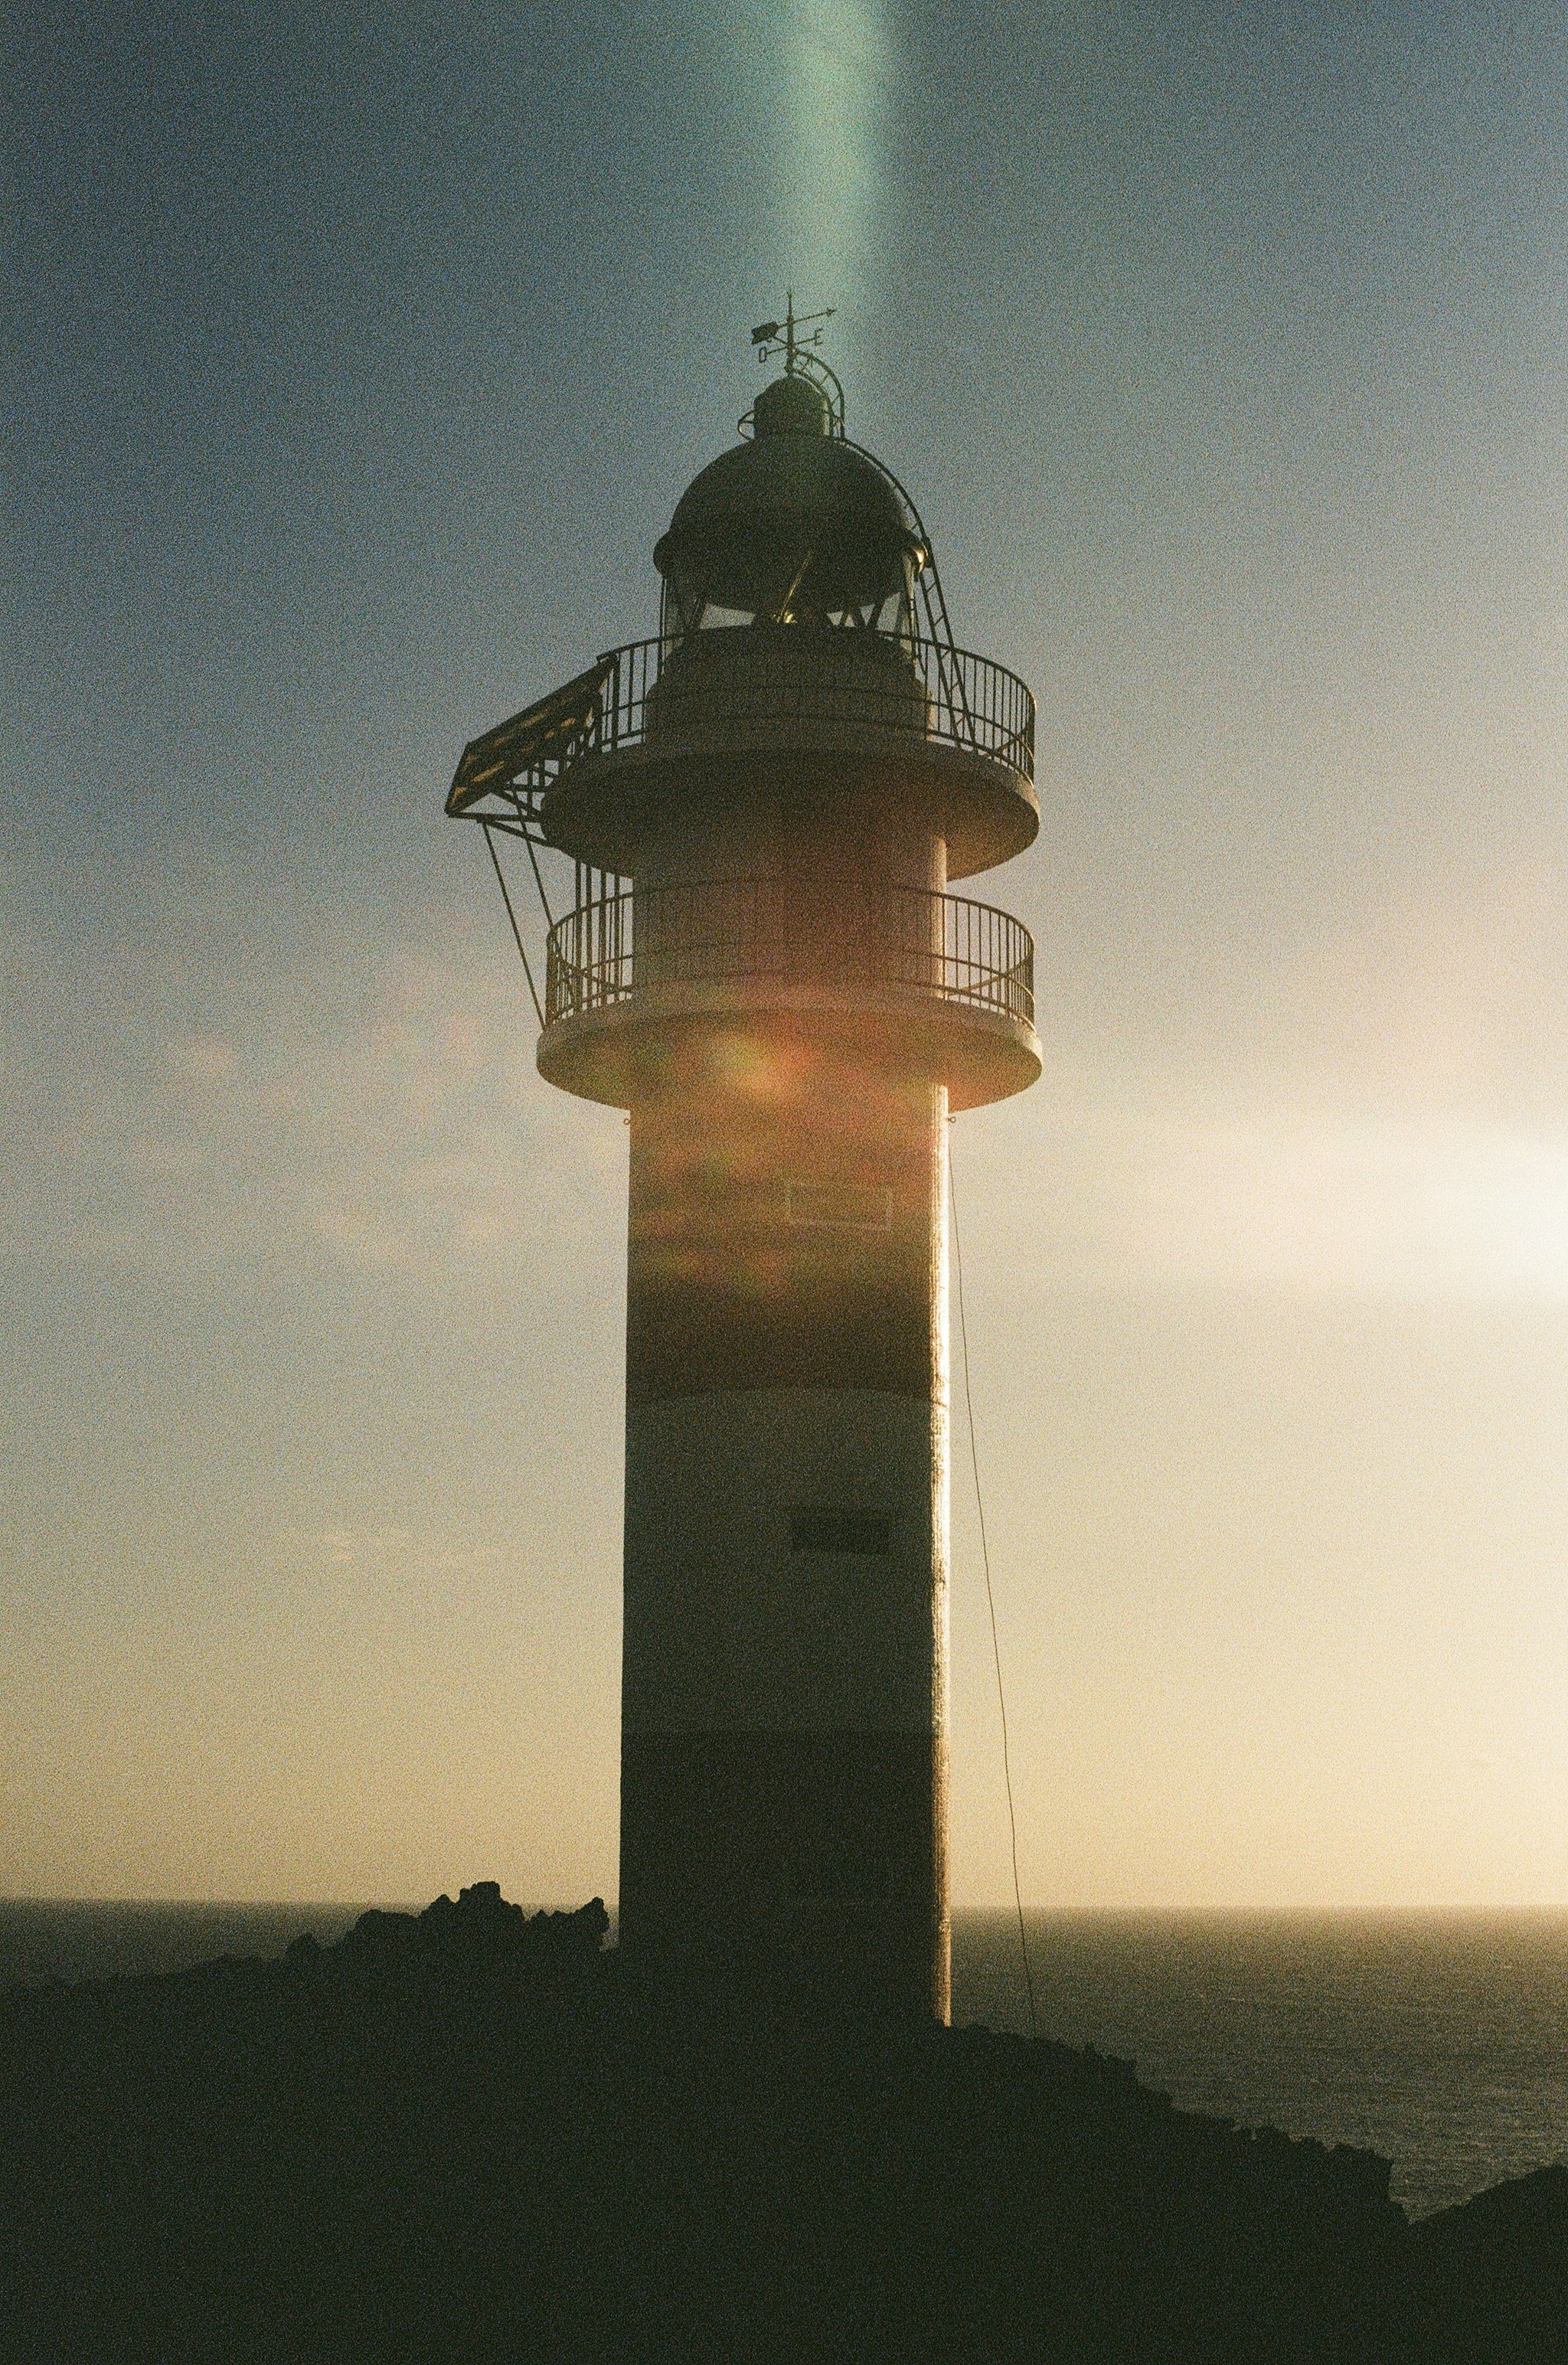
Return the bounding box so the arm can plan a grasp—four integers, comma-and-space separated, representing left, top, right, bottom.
447, 311, 1040, 2019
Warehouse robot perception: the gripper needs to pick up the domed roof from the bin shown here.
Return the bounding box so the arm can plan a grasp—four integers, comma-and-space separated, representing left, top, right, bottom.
653, 375, 926, 623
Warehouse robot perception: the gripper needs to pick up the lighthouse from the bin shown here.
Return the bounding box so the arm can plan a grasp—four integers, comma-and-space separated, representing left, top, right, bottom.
447, 309, 1040, 2019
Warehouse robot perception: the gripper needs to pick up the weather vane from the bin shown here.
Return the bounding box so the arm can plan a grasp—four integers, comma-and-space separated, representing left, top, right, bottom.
750, 290, 835, 375
746, 292, 844, 436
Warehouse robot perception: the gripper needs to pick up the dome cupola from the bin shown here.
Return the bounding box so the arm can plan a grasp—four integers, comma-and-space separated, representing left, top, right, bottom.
653, 342, 926, 635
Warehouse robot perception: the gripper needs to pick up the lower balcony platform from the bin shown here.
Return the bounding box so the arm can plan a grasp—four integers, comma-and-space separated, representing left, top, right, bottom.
536, 877, 1042, 1112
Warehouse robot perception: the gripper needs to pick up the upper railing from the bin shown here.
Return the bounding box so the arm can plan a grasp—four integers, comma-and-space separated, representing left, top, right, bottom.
594, 629, 1034, 779
446, 628, 1036, 833
544, 877, 1034, 1032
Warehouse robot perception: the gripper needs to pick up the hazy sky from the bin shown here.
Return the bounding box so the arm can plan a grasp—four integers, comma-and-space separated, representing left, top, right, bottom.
8, 1, 1568, 1907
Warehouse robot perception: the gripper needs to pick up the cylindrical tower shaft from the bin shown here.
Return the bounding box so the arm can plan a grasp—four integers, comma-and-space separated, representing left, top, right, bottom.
620, 1049, 950, 2014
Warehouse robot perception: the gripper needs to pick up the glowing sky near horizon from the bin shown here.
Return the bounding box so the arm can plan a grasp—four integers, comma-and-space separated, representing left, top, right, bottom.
7, 0, 1568, 1907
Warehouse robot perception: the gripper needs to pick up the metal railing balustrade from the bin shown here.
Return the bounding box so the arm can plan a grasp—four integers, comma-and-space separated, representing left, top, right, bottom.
590, 629, 1034, 779
544, 878, 1034, 1031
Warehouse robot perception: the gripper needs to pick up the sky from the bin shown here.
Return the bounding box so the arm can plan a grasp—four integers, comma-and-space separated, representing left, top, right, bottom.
6, 0, 1568, 1908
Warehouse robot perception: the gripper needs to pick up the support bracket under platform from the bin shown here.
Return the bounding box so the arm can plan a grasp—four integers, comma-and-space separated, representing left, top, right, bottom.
446, 655, 619, 838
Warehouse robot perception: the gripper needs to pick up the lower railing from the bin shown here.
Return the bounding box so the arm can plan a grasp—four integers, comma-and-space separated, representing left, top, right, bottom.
544, 878, 1034, 1031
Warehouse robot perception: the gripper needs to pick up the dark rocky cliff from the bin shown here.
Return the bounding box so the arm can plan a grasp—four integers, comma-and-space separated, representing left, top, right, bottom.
2, 1883, 1562, 2363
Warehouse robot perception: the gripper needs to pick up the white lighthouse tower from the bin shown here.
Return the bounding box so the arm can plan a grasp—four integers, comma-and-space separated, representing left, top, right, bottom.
448, 310, 1039, 2017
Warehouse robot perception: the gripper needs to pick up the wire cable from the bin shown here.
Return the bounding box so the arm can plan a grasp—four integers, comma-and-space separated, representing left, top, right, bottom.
523, 831, 556, 931
950, 1134, 1039, 2043
482, 822, 544, 1030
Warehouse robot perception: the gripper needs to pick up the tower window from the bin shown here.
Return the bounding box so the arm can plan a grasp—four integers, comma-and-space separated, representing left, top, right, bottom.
790, 1510, 892, 1555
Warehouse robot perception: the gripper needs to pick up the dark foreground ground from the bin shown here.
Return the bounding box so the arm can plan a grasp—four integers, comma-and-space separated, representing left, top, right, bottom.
2, 1886, 1565, 2364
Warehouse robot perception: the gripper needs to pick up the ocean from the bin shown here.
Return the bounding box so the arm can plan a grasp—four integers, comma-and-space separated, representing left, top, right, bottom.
3, 1900, 1563, 2220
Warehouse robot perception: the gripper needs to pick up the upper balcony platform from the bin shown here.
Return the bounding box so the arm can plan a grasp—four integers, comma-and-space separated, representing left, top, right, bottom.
449, 627, 1040, 883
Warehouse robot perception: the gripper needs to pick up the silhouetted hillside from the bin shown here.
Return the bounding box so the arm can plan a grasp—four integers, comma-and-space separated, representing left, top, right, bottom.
1, 1883, 1561, 2363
